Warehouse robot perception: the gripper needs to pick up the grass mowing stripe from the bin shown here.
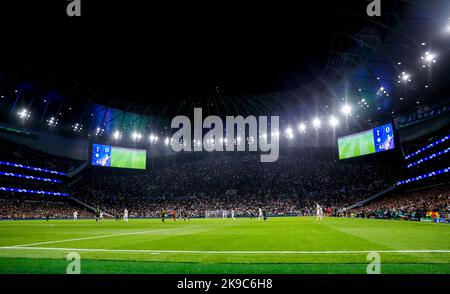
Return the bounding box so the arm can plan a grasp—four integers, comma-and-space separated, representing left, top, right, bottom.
2, 257, 449, 274
11, 226, 200, 247
1, 246, 449, 254
1, 218, 448, 273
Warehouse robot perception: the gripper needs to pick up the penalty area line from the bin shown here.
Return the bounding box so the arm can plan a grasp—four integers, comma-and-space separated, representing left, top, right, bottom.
0, 247, 449, 254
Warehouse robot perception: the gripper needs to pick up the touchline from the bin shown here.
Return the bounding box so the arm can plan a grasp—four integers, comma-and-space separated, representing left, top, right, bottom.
170, 108, 280, 162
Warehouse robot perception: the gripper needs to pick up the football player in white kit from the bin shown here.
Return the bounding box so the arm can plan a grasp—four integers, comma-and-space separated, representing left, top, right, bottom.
73, 211, 78, 221
258, 208, 263, 220
316, 203, 323, 222
231, 209, 235, 220
123, 209, 129, 222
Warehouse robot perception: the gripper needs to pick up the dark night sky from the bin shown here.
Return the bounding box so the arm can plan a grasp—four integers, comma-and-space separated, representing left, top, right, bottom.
0, 0, 391, 104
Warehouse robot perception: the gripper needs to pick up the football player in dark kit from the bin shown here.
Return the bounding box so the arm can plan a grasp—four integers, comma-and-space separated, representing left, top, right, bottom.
263, 210, 268, 221
95, 207, 101, 222
160, 209, 166, 223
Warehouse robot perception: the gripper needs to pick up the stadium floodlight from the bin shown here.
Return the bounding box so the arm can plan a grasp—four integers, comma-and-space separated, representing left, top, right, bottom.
113, 130, 122, 140
284, 127, 294, 139
164, 137, 170, 146
132, 132, 142, 142
95, 127, 105, 136
298, 123, 306, 133
376, 87, 389, 96
312, 118, 321, 129
329, 116, 339, 128
46, 116, 58, 127
341, 104, 352, 116
149, 134, 158, 144
421, 51, 437, 66
205, 138, 214, 146
17, 108, 31, 120
73, 123, 83, 133
399, 72, 411, 83
271, 131, 280, 138
424, 52, 436, 62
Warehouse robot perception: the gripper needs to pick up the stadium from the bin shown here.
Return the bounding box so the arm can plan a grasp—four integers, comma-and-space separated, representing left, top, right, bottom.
0, 0, 449, 277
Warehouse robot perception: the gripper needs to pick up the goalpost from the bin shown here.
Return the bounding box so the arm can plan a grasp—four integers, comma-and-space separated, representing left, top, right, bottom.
205, 210, 228, 219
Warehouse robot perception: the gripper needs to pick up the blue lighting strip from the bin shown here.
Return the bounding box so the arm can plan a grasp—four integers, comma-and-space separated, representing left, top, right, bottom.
406, 147, 450, 168
404, 135, 449, 160
0, 161, 66, 176
0, 171, 62, 183
0, 187, 69, 196
396, 166, 450, 186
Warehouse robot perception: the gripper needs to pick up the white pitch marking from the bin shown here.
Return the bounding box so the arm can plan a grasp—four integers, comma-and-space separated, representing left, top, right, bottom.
0, 247, 449, 254
9, 226, 201, 248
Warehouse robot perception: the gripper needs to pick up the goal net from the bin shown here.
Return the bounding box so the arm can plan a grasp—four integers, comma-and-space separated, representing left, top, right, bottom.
205, 210, 228, 219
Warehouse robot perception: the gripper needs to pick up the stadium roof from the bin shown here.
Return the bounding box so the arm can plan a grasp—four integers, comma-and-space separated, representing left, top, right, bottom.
0, 0, 450, 138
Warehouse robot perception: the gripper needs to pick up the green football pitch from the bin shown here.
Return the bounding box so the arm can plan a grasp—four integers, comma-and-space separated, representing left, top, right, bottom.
0, 217, 449, 274
110, 147, 146, 169
338, 131, 375, 159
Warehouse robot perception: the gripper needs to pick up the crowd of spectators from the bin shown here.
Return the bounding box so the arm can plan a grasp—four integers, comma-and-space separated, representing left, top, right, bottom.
0, 138, 82, 219
3, 137, 448, 221
0, 138, 81, 172
401, 126, 449, 157
0, 194, 91, 220
350, 185, 450, 220
72, 154, 395, 218
0, 175, 64, 191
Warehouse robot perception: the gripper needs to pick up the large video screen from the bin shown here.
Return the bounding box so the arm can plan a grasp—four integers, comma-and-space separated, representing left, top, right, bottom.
338, 123, 395, 160
91, 144, 147, 170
